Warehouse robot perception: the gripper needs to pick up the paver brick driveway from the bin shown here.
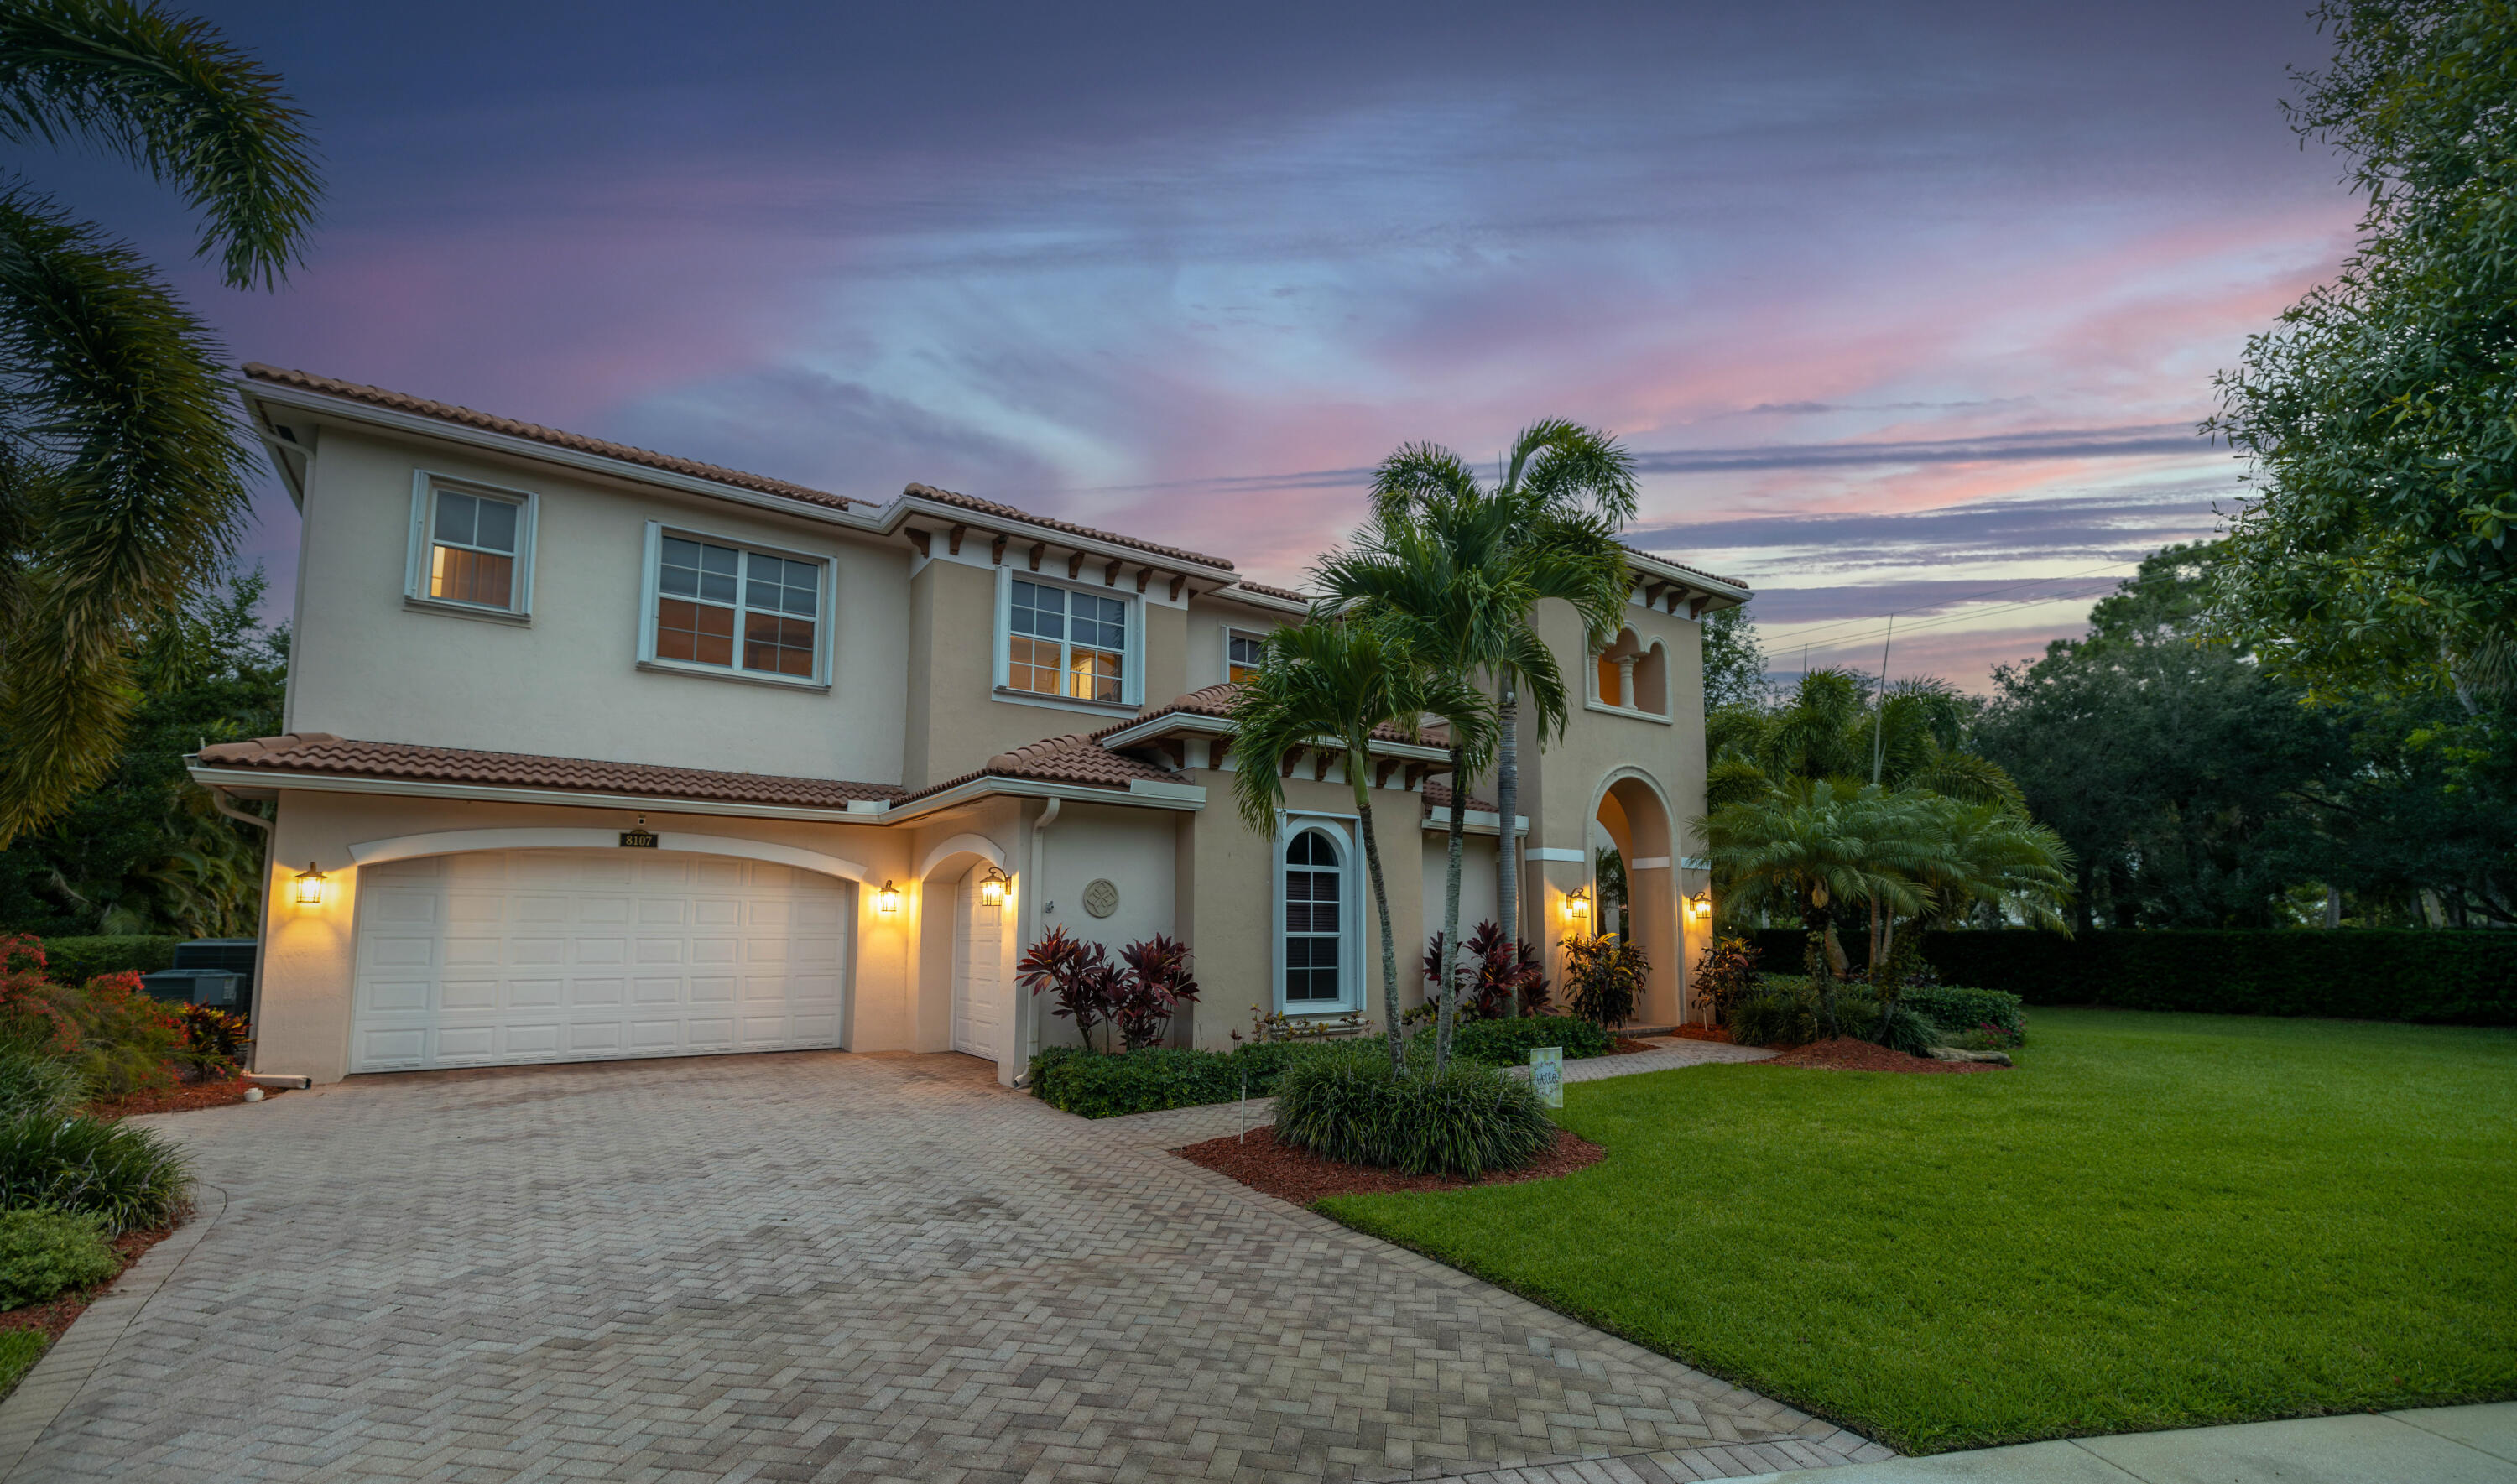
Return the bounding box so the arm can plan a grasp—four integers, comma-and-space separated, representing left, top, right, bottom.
11, 1051, 1874, 1483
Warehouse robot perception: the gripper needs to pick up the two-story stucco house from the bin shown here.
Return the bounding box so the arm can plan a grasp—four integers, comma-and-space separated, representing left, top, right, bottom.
190, 365, 1748, 1086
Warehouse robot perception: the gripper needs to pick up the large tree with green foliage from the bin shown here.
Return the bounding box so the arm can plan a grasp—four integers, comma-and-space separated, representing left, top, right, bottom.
1361, 422, 1637, 976
0, 569, 284, 935
0, 0, 318, 846
2207, 0, 2517, 706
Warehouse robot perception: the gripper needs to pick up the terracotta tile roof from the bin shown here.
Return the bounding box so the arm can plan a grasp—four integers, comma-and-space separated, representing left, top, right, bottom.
904, 482, 1234, 571
1421, 778, 1499, 814
1619, 541, 1750, 592
1224, 580, 1313, 605
907, 732, 1182, 801
193, 734, 904, 810
242, 364, 859, 512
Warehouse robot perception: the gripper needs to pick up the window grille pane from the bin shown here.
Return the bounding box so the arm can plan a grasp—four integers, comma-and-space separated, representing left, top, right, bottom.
472, 497, 519, 554
699, 544, 739, 602
657, 597, 735, 667
747, 552, 820, 617
433, 490, 477, 545
1008, 635, 1060, 694
743, 612, 816, 676
430, 546, 513, 607
1075, 594, 1126, 651
1012, 580, 1063, 639
1228, 633, 1263, 682
1069, 647, 1123, 702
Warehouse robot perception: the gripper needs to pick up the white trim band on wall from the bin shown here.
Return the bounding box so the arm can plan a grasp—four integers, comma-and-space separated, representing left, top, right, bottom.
345, 827, 870, 883
1527, 847, 1587, 862
1629, 856, 1673, 870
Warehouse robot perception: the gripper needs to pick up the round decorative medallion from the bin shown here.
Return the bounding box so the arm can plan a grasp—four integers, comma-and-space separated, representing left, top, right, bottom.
1081, 878, 1121, 918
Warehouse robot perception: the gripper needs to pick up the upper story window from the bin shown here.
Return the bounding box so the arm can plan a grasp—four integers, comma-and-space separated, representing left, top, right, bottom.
405, 474, 535, 619
1227, 628, 1266, 683
638, 523, 831, 687
1003, 577, 1129, 705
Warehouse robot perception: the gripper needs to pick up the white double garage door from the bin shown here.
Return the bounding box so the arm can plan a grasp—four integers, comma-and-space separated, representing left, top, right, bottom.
351, 848, 851, 1073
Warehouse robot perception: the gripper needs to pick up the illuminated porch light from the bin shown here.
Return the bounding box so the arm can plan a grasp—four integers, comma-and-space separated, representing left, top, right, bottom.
979, 865, 1009, 905
1686, 890, 1712, 922
1562, 885, 1590, 924
876, 880, 901, 915
291, 861, 329, 908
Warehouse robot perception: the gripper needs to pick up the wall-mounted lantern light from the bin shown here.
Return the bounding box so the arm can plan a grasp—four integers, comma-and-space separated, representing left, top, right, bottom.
1562, 885, 1590, 924
979, 865, 1009, 905
876, 880, 901, 915
291, 861, 330, 908
1686, 890, 1712, 923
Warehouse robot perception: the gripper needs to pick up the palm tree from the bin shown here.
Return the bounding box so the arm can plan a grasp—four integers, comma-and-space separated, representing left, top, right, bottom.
1228, 619, 1495, 1072
1701, 779, 1937, 1038
1712, 669, 2026, 810
1344, 423, 1635, 1045
0, 0, 320, 845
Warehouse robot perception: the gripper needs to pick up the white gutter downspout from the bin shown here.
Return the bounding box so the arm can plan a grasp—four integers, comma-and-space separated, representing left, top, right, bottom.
1018, 797, 1061, 1080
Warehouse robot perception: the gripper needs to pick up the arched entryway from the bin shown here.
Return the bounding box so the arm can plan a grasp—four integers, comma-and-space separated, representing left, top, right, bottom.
914, 834, 1015, 1075
1589, 769, 1684, 1026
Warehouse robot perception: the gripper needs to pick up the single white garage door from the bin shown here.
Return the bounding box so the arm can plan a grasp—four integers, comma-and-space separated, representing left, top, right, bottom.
350, 848, 850, 1073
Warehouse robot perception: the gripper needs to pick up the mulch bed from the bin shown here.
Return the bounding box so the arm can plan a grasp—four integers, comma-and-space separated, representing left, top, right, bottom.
1667, 1024, 1734, 1044
1176, 1123, 1604, 1205
1760, 1036, 2003, 1074
0, 1226, 175, 1347
1607, 1036, 1661, 1054
85, 1074, 286, 1120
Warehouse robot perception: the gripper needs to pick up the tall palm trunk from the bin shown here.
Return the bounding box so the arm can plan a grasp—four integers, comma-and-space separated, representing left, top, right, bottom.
1355, 794, 1404, 1075
1805, 898, 1843, 1039
1495, 681, 1521, 1014
1435, 741, 1468, 1071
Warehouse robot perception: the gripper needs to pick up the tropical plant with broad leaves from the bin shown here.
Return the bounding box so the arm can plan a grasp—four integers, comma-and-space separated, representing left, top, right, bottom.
1318, 421, 1632, 1063
1228, 617, 1495, 1074
1419, 920, 1549, 1021
0, 0, 320, 846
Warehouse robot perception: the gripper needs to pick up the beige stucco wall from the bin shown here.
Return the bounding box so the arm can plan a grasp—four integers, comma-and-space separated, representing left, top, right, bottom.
286, 424, 911, 784
1181, 599, 1282, 691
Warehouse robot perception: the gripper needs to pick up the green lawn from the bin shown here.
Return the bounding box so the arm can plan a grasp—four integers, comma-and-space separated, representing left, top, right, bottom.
1317, 1010, 2517, 1454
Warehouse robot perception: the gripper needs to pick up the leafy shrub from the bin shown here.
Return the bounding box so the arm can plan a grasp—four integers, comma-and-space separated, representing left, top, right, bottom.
0, 1114, 190, 1234
1027, 1040, 1311, 1118
0, 1209, 119, 1309
0, 940, 187, 1098
0, 1050, 84, 1122
1017, 927, 1202, 1053
1694, 936, 1763, 1026
173, 1006, 249, 1070
1730, 977, 1823, 1048
1868, 1004, 1943, 1057
1900, 985, 2027, 1043
1273, 1042, 1555, 1176
31, 937, 179, 989
1448, 1015, 1613, 1065
1563, 935, 1649, 1028
1422, 923, 1550, 1019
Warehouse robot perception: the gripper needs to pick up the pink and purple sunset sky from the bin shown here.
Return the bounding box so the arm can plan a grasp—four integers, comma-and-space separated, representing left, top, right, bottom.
49, 1, 2363, 690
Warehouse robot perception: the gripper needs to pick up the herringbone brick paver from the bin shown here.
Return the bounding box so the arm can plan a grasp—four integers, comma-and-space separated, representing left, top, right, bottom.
8, 1051, 1873, 1482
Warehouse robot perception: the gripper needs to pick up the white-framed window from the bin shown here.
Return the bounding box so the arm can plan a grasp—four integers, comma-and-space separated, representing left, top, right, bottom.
1276, 819, 1361, 1012
1226, 627, 1266, 684
992, 569, 1143, 709
636, 522, 832, 687
405, 473, 535, 617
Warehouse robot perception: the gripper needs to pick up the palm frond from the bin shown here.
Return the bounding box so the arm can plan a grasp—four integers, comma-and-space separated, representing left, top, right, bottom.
0, 0, 320, 288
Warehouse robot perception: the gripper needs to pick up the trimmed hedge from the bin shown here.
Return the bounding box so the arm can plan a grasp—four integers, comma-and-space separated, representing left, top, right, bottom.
1448, 1015, 1613, 1066
1028, 1042, 1307, 1118
1745, 928, 2517, 1025
1900, 985, 2027, 1043
34, 937, 179, 987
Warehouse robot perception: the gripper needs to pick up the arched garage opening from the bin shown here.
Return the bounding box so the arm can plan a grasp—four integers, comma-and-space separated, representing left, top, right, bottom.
346, 843, 855, 1074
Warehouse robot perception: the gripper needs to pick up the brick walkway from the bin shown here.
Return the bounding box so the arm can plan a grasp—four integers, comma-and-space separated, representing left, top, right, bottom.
7, 1049, 1883, 1483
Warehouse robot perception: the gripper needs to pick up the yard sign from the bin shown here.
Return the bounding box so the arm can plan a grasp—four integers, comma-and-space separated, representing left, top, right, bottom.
1529, 1047, 1564, 1109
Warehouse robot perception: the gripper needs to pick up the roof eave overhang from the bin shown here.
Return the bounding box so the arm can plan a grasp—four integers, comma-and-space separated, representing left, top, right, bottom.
883, 773, 1206, 820
1097, 711, 1451, 764
237, 378, 890, 534
1625, 550, 1752, 613
186, 763, 889, 824
1419, 808, 1529, 837
883, 493, 1238, 585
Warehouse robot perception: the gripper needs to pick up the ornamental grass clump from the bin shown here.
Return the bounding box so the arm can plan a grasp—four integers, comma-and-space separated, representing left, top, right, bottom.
0, 1049, 84, 1122
1273, 1041, 1554, 1177
0, 1114, 190, 1235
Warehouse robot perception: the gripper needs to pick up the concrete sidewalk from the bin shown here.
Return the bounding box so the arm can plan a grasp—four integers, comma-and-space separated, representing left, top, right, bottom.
1727, 1403, 2517, 1483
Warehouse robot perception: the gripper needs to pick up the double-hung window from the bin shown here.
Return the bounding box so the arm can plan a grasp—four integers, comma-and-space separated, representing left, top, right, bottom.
640, 525, 830, 685
1227, 629, 1265, 683
1007, 578, 1128, 703
406, 475, 534, 617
